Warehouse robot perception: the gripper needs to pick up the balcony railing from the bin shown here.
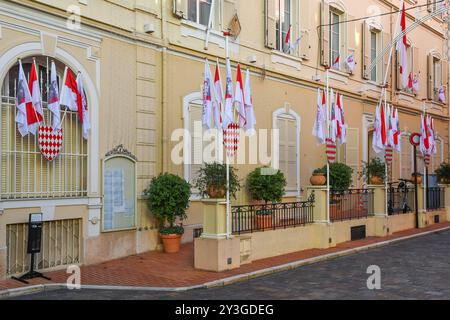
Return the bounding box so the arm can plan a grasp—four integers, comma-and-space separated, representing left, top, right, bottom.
387, 187, 415, 215
330, 189, 374, 222
426, 187, 445, 211
231, 198, 314, 235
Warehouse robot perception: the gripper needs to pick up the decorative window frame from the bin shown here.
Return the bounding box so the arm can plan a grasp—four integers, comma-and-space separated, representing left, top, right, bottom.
101, 145, 138, 233
272, 105, 301, 199
328, 0, 347, 72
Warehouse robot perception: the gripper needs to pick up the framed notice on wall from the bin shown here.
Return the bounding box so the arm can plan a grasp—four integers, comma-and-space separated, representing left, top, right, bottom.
103, 155, 136, 231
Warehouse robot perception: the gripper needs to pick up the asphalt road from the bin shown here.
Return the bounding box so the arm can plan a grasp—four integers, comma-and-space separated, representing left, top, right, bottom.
10, 229, 450, 300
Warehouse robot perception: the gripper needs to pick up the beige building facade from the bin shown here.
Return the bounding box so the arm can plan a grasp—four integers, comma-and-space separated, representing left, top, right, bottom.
0, 0, 448, 279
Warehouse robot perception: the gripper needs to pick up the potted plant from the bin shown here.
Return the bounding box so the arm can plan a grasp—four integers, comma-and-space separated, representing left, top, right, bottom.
411, 172, 423, 184
321, 162, 353, 190
310, 167, 326, 186
435, 162, 450, 184
195, 162, 240, 199
144, 173, 191, 253
246, 167, 287, 229
360, 158, 386, 185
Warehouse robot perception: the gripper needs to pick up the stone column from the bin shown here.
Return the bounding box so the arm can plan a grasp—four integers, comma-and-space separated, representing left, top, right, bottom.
442, 184, 450, 222
306, 186, 335, 249
369, 185, 389, 236
194, 199, 240, 272
418, 185, 427, 228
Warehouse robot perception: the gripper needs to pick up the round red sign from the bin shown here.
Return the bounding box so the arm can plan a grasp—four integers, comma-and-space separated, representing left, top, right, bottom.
410, 133, 421, 146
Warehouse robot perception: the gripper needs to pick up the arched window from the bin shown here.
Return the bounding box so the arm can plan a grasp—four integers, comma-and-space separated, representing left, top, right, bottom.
0, 56, 87, 199
103, 149, 136, 231
273, 107, 300, 197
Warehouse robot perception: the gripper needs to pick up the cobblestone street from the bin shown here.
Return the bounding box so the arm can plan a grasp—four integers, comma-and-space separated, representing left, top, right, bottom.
13, 229, 450, 300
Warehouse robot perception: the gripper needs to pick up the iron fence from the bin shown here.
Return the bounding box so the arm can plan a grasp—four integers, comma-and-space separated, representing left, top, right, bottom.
231, 197, 315, 235
387, 187, 415, 215
426, 187, 445, 211
330, 189, 374, 222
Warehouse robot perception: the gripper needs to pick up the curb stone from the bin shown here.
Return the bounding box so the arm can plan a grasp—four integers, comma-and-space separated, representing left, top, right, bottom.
1, 225, 449, 299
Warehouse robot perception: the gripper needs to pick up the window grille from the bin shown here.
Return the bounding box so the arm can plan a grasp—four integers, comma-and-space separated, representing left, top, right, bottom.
0, 57, 88, 200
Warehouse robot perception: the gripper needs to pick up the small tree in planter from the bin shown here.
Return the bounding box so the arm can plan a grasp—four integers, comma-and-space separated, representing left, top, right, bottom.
246, 167, 287, 229
360, 157, 386, 185
194, 162, 240, 199
321, 162, 353, 190
144, 173, 191, 253
435, 162, 450, 184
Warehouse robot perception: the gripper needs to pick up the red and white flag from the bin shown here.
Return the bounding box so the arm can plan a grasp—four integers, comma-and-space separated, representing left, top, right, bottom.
202, 59, 213, 129
26, 61, 44, 135
412, 74, 420, 92
396, 2, 408, 89
284, 25, 291, 53
15, 60, 32, 137
388, 108, 401, 153
336, 92, 347, 145
372, 102, 387, 154
222, 58, 234, 130
244, 69, 256, 132
420, 114, 430, 155
312, 88, 326, 145
345, 53, 356, 73
331, 55, 340, 70
47, 61, 61, 131
330, 89, 338, 143
408, 73, 413, 90
60, 67, 82, 117
429, 117, 437, 155
213, 61, 223, 130
234, 64, 246, 128
76, 73, 90, 140
438, 86, 446, 103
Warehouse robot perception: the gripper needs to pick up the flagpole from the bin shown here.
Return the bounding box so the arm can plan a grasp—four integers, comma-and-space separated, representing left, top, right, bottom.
378, 0, 403, 217
224, 31, 231, 239
59, 67, 69, 125
326, 67, 331, 224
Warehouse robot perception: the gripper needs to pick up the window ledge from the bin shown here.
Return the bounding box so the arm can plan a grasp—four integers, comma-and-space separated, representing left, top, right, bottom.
271, 50, 302, 70
396, 91, 415, 103
328, 68, 349, 84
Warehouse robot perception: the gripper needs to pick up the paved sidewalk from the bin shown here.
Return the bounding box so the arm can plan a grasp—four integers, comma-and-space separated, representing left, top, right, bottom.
1, 222, 449, 293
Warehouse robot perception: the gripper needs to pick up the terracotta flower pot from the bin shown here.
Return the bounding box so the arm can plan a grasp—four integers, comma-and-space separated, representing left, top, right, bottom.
207, 185, 226, 198
411, 175, 422, 184
256, 214, 273, 230
310, 173, 326, 186
369, 176, 383, 185
160, 234, 182, 253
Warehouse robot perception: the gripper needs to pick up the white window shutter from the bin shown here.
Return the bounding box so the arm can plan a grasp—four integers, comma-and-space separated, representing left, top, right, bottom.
427, 54, 434, 100
299, 0, 311, 59
362, 21, 371, 80
382, 32, 390, 85
265, 0, 277, 49
222, 0, 236, 32
320, 0, 330, 67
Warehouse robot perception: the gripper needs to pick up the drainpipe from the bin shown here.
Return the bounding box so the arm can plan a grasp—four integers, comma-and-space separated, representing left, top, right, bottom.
161, 0, 168, 173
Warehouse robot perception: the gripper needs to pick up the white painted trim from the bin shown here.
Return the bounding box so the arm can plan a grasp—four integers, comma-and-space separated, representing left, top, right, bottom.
272, 107, 301, 199
183, 92, 203, 183
0, 198, 94, 210
0, 41, 100, 198
399, 131, 412, 180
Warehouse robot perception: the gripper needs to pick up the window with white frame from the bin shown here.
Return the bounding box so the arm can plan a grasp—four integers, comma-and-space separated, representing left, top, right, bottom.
184, 97, 222, 189
0, 56, 88, 200
370, 30, 379, 82
329, 9, 340, 69
275, 111, 299, 194
188, 0, 212, 26
275, 0, 298, 54
103, 155, 136, 231
433, 56, 442, 101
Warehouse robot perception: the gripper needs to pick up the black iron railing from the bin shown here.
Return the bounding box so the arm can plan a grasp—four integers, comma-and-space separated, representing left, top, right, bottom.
426, 187, 445, 211
231, 198, 315, 235
330, 189, 374, 222
387, 187, 415, 215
